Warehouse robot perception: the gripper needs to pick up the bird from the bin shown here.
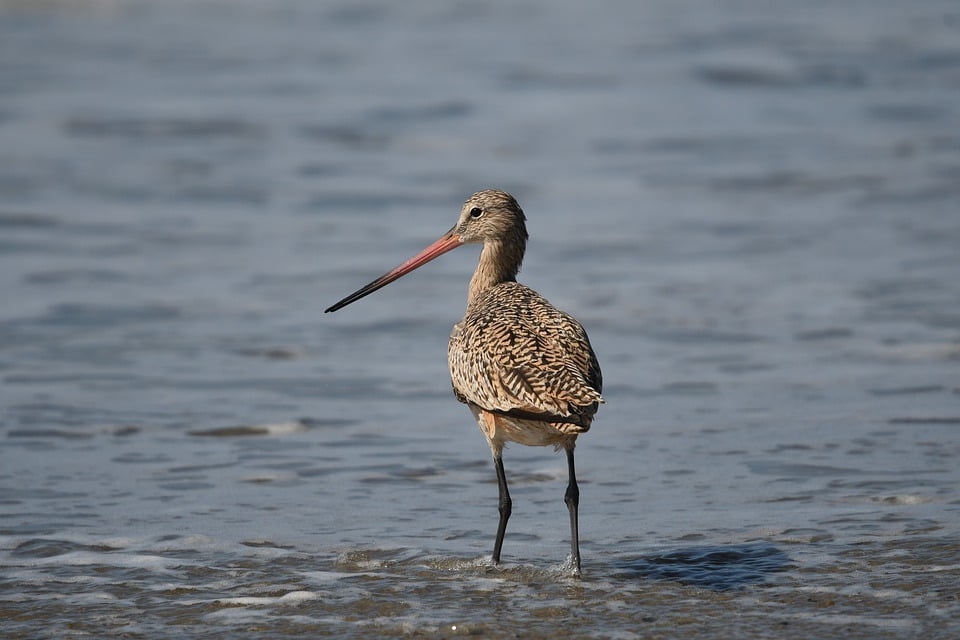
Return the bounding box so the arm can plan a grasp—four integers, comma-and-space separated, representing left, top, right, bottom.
325, 189, 603, 574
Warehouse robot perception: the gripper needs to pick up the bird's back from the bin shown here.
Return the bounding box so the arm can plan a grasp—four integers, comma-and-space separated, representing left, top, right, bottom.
448, 282, 602, 430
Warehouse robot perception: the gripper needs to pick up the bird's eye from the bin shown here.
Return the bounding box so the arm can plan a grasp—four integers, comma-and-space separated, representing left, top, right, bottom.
469, 207, 483, 218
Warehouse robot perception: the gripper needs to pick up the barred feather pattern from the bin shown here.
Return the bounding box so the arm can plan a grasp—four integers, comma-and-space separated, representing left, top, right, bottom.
448, 281, 603, 450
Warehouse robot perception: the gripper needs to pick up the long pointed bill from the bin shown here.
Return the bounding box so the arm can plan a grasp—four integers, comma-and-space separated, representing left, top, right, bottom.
325, 228, 463, 313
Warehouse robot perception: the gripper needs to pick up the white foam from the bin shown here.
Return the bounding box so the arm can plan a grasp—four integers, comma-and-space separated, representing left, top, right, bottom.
924, 564, 960, 572
869, 494, 934, 505
147, 535, 220, 552
0, 569, 110, 588
301, 570, 377, 582
261, 421, 308, 435
0, 550, 188, 574
277, 590, 321, 604
210, 591, 321, 606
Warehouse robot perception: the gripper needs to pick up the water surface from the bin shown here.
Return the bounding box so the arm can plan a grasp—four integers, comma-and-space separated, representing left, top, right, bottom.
1, 1, 959, 638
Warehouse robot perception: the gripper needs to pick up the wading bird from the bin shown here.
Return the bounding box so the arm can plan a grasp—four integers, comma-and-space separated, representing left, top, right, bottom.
325, 189, 602, 573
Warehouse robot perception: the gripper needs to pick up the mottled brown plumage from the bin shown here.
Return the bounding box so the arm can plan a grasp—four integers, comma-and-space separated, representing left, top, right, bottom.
450, 282, 602, 443
325, 189, 603, 574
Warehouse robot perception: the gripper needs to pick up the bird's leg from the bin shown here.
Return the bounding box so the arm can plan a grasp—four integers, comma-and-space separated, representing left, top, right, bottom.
492, 453, 512, 565
564, 446, 581, 574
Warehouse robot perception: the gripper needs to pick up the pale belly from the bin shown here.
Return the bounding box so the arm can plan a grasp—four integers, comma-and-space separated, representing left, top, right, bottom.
467, 404, 580, 453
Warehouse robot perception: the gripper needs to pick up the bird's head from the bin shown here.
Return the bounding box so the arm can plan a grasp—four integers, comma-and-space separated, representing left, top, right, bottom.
453, 189, 528, 248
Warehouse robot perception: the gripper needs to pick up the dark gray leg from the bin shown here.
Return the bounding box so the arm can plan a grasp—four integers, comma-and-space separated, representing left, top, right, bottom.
492, 453, 512, 564
564, 447, 581, 574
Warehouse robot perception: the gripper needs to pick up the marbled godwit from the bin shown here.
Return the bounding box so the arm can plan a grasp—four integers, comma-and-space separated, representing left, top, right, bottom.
325, 189, 603, 573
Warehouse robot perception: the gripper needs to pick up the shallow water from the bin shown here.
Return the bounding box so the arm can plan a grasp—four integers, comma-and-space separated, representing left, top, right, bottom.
2, 0, 959, 638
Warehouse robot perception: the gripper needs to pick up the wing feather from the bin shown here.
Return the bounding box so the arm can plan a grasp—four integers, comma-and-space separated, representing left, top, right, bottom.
448, 283, 602, 426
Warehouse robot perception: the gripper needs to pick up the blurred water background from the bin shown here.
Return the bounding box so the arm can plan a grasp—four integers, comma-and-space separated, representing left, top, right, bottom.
1, 0, 959, 637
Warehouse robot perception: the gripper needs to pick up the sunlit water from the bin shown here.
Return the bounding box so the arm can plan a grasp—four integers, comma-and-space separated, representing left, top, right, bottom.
1, 1, 959, 638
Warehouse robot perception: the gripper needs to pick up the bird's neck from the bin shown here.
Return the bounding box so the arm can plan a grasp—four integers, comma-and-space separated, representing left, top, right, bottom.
467, 240, 524, 309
